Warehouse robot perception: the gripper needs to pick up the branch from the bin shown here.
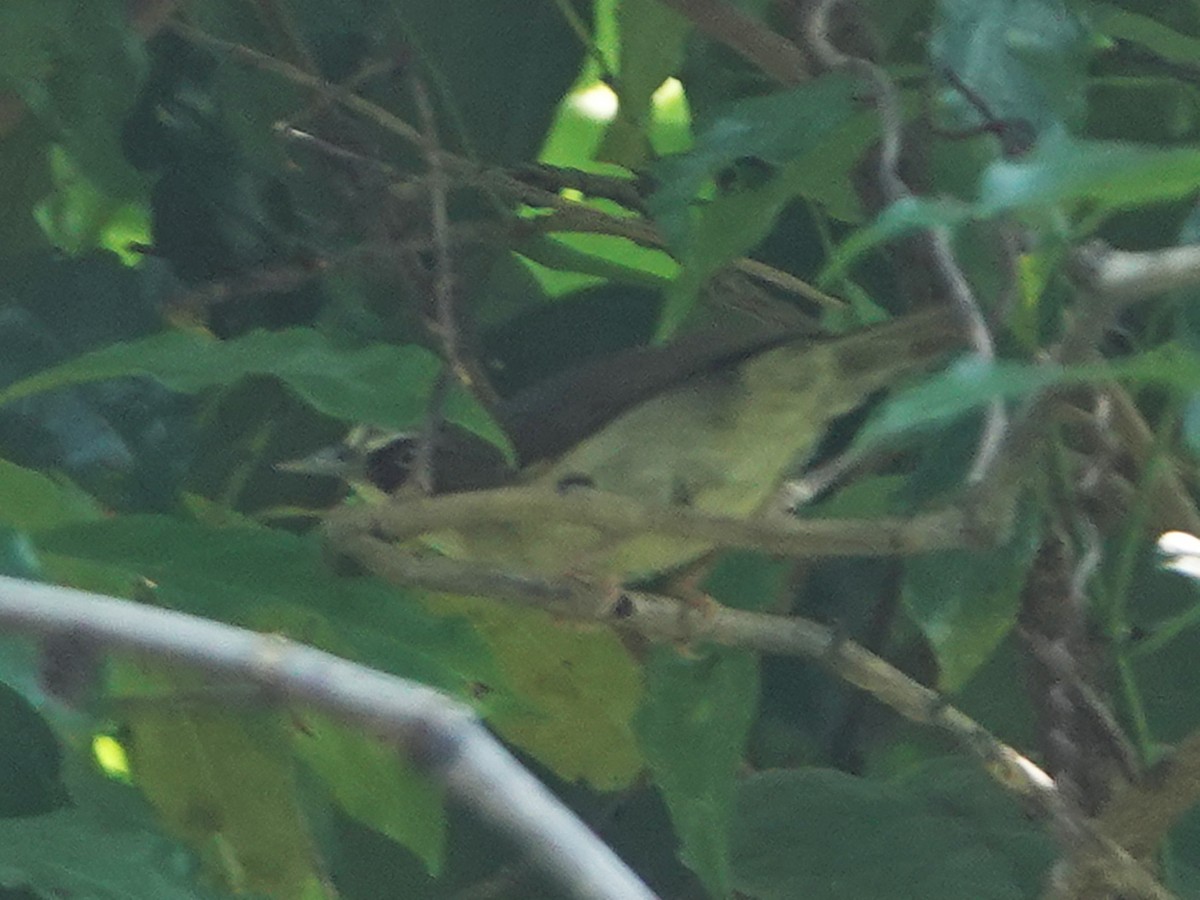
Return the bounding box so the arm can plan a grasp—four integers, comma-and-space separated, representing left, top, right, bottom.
333, 532, 1061, 810
1099, 730, 1200, 861
332, 533, 1172, 900
325, 485, 985, 560
805, 1, 1007, 484
0, 576, 658, 900
1070, 240, 1200, 304
655, 0, 809, 85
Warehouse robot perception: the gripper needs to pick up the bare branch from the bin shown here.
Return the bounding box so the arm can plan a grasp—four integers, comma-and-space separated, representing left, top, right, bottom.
326, 485, 984, 561
1071, 240, 1200, 304
1101, 730, 1200, 860
334, 532, 1063, 814
339, 533, 1174, 900
805, 0, 1007, 483
656, 0, 809, 85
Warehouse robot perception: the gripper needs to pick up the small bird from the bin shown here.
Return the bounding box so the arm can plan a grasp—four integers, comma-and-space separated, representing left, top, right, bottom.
285, 308, 961, 580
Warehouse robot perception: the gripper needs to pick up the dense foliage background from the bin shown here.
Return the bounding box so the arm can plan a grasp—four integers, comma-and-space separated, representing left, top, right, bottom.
5, 0, 1200, 897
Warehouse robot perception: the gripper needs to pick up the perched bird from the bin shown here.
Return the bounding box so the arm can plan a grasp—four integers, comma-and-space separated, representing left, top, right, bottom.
285, 308, 961, 580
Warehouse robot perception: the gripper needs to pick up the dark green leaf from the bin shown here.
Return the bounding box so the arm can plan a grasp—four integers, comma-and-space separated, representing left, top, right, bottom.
0, 120, 54, 255
930, 0, 1090, 135
820, 196, 972, 287
635, 647, 758, 899
292, 712, 446, 874
0, 1, 147, 197
904, 503, 1042, 691
649, 72, 865, 248
0, 807, 229, 900
858, 343, 1200, 457
392, 0, 589, 165
731, 759, 1053, 899
0, 328, 510, 455
36, 516, 500, 696
851, 356, 1067, 454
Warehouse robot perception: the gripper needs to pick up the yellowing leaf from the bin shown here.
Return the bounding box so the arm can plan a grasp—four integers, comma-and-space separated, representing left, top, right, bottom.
426, 594, 644, 789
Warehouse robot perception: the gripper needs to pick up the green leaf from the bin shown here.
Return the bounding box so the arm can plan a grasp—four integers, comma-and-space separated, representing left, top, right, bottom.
819, 196, 973, 287
0, 1, 147, 197
652, 74, 904, 335
649, 72, 865, 248
598, 0, 690, 167
0, 328, 511, 456
36, 516, 500, 696
112, 665, 330, 898
0, 806, 229, 900
979, 129, 1200, 216
291, 712, 446, 875
428, 593, 644, 790
930, 0, 1090, 134
826, 130, 1200, 279
394, 0, 589, 165
516, 234, 675, 295
851, 356, 1068, 454
857, 343, 1200, 457
0, 527, 42, 583
731, 760, 1053, 899
904, 504, 1042, 691
1090, 4, 1200, 66
35, 144, 151, 260
635, 647, 758, 899
0, 458, 100, 533
659, 173, 800, 337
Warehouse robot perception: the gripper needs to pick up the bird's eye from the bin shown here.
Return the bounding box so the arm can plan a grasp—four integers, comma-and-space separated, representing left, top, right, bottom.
556, 473, 595, 494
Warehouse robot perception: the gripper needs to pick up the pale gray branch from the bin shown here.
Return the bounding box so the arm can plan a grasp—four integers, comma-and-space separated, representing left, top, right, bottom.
1072, 241, 1200, 303
0, 575, 658, 900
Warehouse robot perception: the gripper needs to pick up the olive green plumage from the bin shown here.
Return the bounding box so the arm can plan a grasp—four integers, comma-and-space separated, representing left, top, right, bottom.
288, 309, 960, 579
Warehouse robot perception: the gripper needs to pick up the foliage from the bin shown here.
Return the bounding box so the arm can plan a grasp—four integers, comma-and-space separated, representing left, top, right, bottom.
2, 0, 1200, 897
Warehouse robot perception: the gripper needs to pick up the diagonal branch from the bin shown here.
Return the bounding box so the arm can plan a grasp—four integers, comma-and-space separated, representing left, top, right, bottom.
655, 0, 810, 85
334, 529, 1173, 900
325, 484, 990, 560
333, 531, 1061, 813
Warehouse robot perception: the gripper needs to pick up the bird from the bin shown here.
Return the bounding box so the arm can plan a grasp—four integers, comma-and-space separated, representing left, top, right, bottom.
283, 308, 962, 581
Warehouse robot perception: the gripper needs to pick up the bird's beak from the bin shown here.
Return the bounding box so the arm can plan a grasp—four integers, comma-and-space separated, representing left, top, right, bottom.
275, 444, 353, 479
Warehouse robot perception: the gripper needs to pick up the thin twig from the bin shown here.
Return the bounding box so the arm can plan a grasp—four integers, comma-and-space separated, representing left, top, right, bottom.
173, 22, 843, 319
411, 78, 459, 371
805, 0, 1007, 483
169, 21, 425, 144
656, 0, 809, 85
